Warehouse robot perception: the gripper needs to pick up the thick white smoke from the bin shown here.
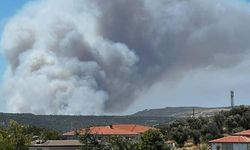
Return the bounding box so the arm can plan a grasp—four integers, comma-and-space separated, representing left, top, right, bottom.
1, 0, 250, 114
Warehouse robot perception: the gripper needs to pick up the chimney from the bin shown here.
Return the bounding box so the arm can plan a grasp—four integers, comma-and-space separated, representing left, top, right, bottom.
109, 125, 113, 129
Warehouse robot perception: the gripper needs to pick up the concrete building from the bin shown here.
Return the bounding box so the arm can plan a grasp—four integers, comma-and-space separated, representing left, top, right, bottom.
209, 136, 250, 150
29, 140, 81, 150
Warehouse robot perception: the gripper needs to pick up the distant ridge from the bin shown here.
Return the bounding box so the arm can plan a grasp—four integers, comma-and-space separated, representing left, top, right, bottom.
132, 106, 230, 118
0, 106, 231, 131
0, 113, 172, 132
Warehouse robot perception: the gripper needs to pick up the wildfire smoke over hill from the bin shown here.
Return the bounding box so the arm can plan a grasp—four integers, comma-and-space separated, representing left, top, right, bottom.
1, 0, 250, 114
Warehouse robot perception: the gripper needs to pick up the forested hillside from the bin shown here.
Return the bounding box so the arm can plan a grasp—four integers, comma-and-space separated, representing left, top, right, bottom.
0, 106, 233, 132
0, 113, 173, 132
158, 105, 250, 147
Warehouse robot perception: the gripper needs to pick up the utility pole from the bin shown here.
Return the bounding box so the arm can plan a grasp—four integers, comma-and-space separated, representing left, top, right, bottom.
192, 107, 195, 117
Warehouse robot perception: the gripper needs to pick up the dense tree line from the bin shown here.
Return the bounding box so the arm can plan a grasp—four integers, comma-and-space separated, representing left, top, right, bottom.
158, 105, 250, 148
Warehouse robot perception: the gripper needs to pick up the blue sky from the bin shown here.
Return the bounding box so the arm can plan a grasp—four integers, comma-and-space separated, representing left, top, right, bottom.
0, 0, 35, 82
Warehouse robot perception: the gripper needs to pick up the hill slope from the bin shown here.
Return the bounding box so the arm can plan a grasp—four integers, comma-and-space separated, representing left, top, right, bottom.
132, 107, 230, 118
0, 113, 172, 132
0, 107, 230, 132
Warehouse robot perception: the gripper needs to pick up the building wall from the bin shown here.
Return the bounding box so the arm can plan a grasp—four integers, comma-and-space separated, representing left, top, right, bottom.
233, 143, 248, 150
64, 135, 77, 140
211, 143, 248, 150
29, 147, 80, 150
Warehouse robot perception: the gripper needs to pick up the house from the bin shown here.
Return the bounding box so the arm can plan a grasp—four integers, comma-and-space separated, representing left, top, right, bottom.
209, 136, 250, 150
63, 124, 152, 140
29, 140, 82, 150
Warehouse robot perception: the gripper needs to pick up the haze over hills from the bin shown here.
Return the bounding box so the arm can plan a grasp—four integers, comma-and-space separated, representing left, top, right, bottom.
132, 106, 231, 118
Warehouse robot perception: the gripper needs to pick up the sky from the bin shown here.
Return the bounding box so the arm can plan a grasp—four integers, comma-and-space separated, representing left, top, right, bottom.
1, 0, 250, 115
0, 0, 34, 82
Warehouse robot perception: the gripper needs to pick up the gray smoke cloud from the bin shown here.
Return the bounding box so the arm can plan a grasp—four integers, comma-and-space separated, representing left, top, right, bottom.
1, 0, 250, 114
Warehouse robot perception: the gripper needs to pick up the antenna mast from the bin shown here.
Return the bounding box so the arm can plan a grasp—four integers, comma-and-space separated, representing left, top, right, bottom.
231, 91, 234, 109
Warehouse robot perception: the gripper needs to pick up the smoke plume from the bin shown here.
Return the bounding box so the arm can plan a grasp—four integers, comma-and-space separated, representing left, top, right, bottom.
1, 0, 250, 114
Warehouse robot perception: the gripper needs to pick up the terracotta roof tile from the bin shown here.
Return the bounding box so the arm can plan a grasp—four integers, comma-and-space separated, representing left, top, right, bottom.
112, 124, 152, 133
63, 124, 152, 136
89, 126, 139, 135
234, 129, 250, 136
209, 136, 250, 143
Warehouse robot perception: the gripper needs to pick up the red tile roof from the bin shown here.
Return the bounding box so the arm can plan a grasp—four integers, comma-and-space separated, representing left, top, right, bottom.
89, 126, 139, 135
63, 124, 152, 136
209, 136, 250, 143
234, 129, 250, 136
111, 124, 152, 133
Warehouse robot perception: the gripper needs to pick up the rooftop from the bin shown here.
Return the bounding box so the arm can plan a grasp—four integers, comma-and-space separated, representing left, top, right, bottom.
209, 136, 250, 143
90, 126, 139, 135
111, 124, 152, 133
234, 129, 250, 136
63, 124, 152, 136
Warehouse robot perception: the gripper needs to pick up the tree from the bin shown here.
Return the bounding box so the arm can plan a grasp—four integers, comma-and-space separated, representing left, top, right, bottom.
225, 115, 241, 133
0, 127, 13, 150
187, 117, 203, 130
138, 129, 170, 150
108, 136, 137, 150
158, 124, 172, 140
8, 120, 31, 150
213, 113, 225, 132
24, 125, 62, 140
79, 129, 103, 150
201, 121, 221, 141
192, 130, 201, 145
171, 125, 190, 147
242, 110, 250, 129
0, 120, 31, 150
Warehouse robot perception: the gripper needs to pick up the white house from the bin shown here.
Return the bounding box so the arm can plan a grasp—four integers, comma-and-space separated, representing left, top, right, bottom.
209, 136, 250, 150
29, 140, 82, 150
